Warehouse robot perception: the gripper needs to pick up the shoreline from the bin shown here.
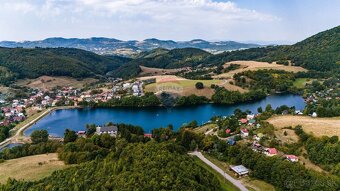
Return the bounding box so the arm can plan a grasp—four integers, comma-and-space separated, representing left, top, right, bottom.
0, 105, 81, 149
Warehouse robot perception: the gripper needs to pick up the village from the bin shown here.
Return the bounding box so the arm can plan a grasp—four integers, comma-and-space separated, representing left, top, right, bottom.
0, 78, 148, 134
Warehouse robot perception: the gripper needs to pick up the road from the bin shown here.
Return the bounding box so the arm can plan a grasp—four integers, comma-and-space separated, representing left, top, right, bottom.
189, 151, 249, 191
0, 108, 52, 149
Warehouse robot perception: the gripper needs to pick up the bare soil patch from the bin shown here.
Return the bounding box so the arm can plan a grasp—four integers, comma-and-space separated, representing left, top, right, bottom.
214, 61, 307, 79
16, 76, 98, 90
267, 115, 340, 137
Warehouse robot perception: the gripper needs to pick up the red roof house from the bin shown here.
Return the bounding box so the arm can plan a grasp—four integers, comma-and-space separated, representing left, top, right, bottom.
265, 148, 278, 156
286, 155, 299, 162
239, 118, 248, 124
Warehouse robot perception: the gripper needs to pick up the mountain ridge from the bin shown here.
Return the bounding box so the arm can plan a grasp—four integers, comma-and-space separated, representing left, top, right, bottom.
0, 37, 261, 56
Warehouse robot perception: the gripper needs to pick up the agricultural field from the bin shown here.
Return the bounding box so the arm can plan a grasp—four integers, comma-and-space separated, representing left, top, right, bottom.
267, 115, 340, 137
16, 76, 98, 90
213, 61, 307, 79
143, 75, 246, 98
0, 153, 67, 183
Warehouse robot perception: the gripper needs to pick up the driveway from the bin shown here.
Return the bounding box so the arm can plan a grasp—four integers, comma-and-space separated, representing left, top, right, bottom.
189, 151, 248, 191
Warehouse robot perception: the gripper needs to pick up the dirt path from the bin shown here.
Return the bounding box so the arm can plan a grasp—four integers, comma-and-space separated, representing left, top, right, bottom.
189, 151, 248, 191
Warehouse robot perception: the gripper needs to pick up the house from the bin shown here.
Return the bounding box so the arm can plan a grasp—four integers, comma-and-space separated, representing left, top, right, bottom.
230, 165, 249, 177
227, 139, 236, 145
265, 148, 278, 156
285, 155, 299, 162
240, 128, 249, 137
248, 119, 256, 126
144, 133, 152, 138
246, 114, 255, 120
256, 123, 261, 129
239, 118, 248, 124
77, 131, 87, 138
96, 125, 118, 137
312, 112, 317, 118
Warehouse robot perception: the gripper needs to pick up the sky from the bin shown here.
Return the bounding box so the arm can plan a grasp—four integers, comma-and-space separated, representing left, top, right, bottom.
0, 0, 339, 44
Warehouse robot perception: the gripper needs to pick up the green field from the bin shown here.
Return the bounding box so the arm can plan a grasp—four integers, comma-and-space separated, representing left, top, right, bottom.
145, 79, 222, 90
193, 156, 240, 191
293, 78, 309, 88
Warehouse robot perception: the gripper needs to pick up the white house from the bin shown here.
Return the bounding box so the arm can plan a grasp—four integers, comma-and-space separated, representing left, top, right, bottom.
240, 128, 249, 137
96, 125, 118, 137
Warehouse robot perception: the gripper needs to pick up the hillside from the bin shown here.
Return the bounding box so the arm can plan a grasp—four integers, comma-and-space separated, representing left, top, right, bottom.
0, 37, 261, 56
0, 47, 130, 80
0, 142, 221, 190
131, 48, 211, 69
204, 25, 340, 73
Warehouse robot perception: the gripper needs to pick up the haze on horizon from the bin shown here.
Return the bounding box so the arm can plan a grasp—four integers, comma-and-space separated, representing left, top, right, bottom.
0, 0, 339, 44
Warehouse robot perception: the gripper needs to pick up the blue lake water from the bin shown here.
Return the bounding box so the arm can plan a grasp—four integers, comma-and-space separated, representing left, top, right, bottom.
0, 143, 23, 151
24, 94, 305, 137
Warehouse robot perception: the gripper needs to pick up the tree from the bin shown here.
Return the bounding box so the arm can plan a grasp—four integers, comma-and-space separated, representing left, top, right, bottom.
64, 129, 77, 143
30, 130, 49, 144
257, 107, 263, 113
195, 82, 204, 89
86, 124, 96, 136
265, 104, 273, 112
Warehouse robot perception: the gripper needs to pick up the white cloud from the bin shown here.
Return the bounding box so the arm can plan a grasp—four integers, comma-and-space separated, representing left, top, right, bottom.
0, 0, 279, 41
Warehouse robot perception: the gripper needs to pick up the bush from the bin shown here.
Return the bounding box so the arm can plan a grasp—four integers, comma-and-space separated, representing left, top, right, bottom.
195, 82, 204, 89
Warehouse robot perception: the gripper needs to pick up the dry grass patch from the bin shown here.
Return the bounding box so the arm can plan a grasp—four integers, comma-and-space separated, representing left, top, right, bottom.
267, 115, 340, 137
0, 153, 67, 183
213, 61, 307, 79
275, 129, 299, 144
139, 66, 189, 76
143, 76, 247, 98
16, 76, 97, 90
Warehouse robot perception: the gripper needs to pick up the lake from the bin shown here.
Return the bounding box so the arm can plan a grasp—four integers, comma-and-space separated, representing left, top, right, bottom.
24, 94, 305, 137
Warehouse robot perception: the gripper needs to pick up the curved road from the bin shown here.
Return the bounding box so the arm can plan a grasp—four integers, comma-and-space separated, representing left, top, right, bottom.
189, 151, 248, 191
0, 108, 52, 149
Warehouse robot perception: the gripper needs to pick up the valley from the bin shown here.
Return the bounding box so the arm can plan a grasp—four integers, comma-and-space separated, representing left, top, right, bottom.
0, 25, 339, 191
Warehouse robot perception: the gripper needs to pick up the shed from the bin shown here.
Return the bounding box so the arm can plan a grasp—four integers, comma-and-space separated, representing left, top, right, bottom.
230, 165, 249, 176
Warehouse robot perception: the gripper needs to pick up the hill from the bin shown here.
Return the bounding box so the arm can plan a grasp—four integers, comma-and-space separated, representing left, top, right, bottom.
204, 25, 340, 73
0, 37, 261, 56
0, 142, 222, 190
131, 48, 211, 69
0, 47, 130, 81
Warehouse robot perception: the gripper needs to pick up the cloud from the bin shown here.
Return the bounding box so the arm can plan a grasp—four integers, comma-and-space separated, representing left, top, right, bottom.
0, 0, 279, 41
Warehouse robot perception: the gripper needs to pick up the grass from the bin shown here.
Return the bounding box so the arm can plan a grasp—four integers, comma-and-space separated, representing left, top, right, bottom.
145, 79, 222, 98
267, 115, 340, 137
0, 153, 67, 183
193, 156, 240, 191
203, 153, 276, 191
193, 124, 217, 134
293, 78, 309, 88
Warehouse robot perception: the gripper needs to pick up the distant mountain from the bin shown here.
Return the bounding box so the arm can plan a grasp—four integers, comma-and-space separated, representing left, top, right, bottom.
0, 37, 261, 56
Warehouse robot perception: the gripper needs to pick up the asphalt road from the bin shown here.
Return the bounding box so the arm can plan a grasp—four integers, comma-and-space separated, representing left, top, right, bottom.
189, 151, 249, 191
